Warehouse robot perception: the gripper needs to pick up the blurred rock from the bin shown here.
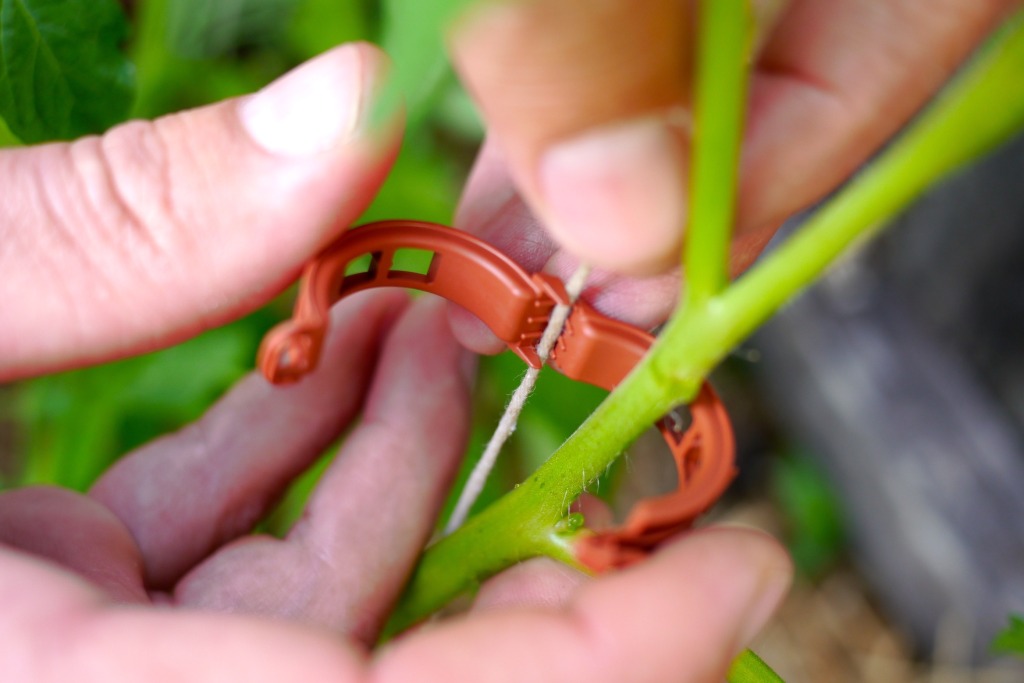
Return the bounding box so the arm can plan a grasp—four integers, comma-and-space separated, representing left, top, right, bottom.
752, 132, 1024, 662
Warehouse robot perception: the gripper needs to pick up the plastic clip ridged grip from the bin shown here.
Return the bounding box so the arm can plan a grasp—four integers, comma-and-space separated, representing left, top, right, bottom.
257, 220, 736, 572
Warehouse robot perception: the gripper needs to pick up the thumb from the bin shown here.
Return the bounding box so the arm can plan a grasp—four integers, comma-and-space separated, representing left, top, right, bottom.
0, 43, 401, 381
450, 0, 691, 275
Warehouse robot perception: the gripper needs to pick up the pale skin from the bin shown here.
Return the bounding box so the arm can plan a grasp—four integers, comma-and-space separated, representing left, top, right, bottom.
0, 1, 1017, 680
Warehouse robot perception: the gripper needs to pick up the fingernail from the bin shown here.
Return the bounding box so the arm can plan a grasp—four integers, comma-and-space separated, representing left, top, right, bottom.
240, 44, 372, 157
538, 116, 686, 275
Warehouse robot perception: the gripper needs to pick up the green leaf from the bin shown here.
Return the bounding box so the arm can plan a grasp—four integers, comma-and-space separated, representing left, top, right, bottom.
0, 0, 135, 143
992, 614, 1024, 658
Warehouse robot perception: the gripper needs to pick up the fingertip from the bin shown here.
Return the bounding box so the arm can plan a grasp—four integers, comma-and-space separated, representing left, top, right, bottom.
654, 526, 793, 644
447, 303, 507, 356
239, 42, 392, 157
537, 116, 687, 275
655, 525, 794, 599
573, 525, 791, 679
663, 524, 792, 571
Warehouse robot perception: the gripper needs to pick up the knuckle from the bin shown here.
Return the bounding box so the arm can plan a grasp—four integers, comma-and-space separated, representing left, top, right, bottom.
69, 119, 188, 259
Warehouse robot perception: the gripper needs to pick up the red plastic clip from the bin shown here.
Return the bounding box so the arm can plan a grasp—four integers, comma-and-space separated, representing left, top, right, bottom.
258, 220, 736, 571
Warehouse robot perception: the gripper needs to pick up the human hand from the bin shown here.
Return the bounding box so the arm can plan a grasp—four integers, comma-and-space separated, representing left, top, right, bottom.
0, 292, 790, 683
446, 0, 1020, 353
0, 39, 791, 682
3, 459, 789, 682
0, 43, 398, 381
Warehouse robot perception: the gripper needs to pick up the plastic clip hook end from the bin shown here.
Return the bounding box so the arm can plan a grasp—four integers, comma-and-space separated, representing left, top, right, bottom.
258, 321, 324, 385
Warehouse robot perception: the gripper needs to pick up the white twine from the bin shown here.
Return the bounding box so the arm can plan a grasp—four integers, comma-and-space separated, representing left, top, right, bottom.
444, 263, 591, 535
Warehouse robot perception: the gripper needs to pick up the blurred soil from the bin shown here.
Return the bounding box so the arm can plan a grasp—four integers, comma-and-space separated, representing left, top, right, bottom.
726, 500, 1023, 683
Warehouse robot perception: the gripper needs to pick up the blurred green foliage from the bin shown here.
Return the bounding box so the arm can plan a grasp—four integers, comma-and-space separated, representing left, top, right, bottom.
165, 0, 297, 59
378, 0, 477, 128
0, 0, 134, 143
771, 451, 846, 578
992, 614, 1024, 659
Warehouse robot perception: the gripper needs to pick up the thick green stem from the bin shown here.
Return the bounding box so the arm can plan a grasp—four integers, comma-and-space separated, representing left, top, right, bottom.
685, 0, 754, 306
386, 361, 675, 634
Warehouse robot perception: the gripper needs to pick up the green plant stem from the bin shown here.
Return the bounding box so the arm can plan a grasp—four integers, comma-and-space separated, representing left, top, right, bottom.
728, 649, 785, 683
659, 9, 1024, 388
685, 0, 754, 306
129, 0, 176, 118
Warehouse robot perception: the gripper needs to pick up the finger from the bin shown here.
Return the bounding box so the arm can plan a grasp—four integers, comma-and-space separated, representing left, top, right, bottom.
450, 0, 691, 275
0, 548, 368, 683
448, 138, 555, 354
373, 527, 792, 683
294, 296, 473, 608
473, 558, 588, 612
90, 290, 410, 588
173, 296, 474, 642
0, 43, 401, 381
448, 140, 680, 352
0, 487, 147, 604
739, 0, 1016, 250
